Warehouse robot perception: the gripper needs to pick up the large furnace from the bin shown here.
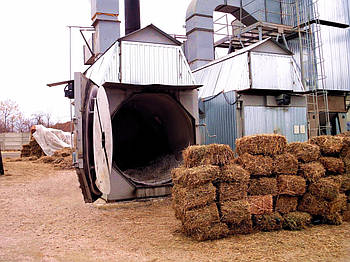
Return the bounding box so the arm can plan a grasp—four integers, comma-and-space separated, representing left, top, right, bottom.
72, 0, 200, 203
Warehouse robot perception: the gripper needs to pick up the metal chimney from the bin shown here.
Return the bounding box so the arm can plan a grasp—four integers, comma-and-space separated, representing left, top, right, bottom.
91, 0, 121, 55
124, 0, 141, 35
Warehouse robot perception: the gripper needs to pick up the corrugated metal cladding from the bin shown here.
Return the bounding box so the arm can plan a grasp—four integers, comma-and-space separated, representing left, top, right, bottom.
86, 42, 120, 86
200, 91, 237, 149
250, 53, 303, 92
85, 40, 195, 86
121, 41, 195, 85
194, 50, 303, 99
244, 106, 308, 142
321, 25, 350, 91
287, 25, 350, 92
317, 0, 350, 25
195, 53, 250, 99
282, 0, 350, 26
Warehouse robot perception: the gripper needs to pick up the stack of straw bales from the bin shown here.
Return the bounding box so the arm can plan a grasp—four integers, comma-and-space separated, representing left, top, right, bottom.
172, 144, 251, 241
20, 137, 44, 158
172, 134, 350, 241
236, 134, 308, 232
297, 136, 350, 224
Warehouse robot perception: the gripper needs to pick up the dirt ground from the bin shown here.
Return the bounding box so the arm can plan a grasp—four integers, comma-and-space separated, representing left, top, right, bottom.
0, 160, 350, 262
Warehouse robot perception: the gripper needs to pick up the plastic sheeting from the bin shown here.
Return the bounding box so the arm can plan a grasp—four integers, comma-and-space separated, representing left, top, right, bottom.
32, 125, 72, 156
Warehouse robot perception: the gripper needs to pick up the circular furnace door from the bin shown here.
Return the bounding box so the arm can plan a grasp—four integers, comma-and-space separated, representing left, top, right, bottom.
93, 86, 113, 194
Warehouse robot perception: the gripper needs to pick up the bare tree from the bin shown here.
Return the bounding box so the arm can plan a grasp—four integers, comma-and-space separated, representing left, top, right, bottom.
31, 112, 45, 126
45, 112, 52, 127
0, 100, 19, 132
14, 113, 31, 133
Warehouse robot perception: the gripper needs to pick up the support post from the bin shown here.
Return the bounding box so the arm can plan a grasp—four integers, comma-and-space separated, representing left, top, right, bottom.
258, 26, 263, 41
0, 145, 4, 175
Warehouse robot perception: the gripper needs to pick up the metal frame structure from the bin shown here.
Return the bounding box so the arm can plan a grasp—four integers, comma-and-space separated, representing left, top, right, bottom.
212, 0, 331, 137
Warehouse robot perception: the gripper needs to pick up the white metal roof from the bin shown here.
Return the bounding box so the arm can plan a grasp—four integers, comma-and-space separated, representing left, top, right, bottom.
194, 39, 304, 99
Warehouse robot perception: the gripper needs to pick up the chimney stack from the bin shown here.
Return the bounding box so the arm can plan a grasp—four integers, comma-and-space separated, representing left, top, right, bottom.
91, 0, 120, 56
124, 0, 141, 35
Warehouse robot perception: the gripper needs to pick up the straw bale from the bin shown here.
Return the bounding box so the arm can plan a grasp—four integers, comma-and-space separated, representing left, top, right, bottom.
247, 195, 273, 215
342, 204, 350, 221
247, 177, 278, 196
237, 153, 274, 176
219, 164, 250, 183
319, 157, 344, 174
172, 183, 216, 211
253, 212, 284, 232
298, 193, 326, 216
182, 144, 234, 168
343, 212, 350, 221
53, 147, 72, 158
308, 178, 340, 201
275, 196, 298, 214
172, 165, 219, 188
227, 217, 253, 235
235, 134, 287, 156
337, 131, 350, 137
185, 222, 229, 241
340, 137, 350, 173
20, 144, 31, 158
182, 203, 220, 232
298, 193, 347, 216
29, 138, 44, 158
298, 162, 325, 183
273, 153, 298, 175
22, 144, 30, 150
286, 142, 320, 163
172, 202, 184, 220
330, 194, 347, 214
277, 175, 306, 196
218, 182, 248, 202
220, 200, 251, 224
329, 174, 350, 193
309, 135, 343, 156
283, 212, 312, 230
322, 213, 343, 225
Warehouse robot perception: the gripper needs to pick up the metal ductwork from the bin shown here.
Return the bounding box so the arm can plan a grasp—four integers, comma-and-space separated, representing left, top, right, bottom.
184, 0, 282, 70
185, 0, 240, 70
124, 0, 141, 35
84, 0, 121, 64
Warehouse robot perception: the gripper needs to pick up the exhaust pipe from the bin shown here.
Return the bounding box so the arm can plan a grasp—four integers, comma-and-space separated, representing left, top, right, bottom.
125, 0, 141, 35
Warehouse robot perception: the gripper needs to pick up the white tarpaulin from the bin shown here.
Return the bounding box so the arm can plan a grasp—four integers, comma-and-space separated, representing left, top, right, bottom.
32, 125, 72, 156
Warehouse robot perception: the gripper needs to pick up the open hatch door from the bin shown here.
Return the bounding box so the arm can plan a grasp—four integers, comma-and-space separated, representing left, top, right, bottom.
74, 73, 113, 203
93, 86, 113, 195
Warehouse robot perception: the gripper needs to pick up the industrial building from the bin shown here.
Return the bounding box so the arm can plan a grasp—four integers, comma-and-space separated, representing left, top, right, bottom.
185, 0, 350, 143
59, 0, 350, 203
72, 0, 199, 202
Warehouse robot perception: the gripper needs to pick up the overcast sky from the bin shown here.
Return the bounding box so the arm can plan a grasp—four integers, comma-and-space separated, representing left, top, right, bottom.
0, 0, 193, 123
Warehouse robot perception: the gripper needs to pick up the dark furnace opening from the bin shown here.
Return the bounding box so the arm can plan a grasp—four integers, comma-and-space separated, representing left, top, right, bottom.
112, 93, 195, 185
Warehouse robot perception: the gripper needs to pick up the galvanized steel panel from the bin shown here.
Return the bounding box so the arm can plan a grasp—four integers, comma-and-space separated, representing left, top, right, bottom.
121, 41, 195, 85
200, 91, 237, 149
215, 53, 250, 93
195, 53, 250, 99
283, 0, 350, 26
320, 25, 350, 91
85, 42, 120, 86
317, 0, 350, 25
250, 52, 304, 91
244, 106, 308, 142
287, 25, 350, 92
